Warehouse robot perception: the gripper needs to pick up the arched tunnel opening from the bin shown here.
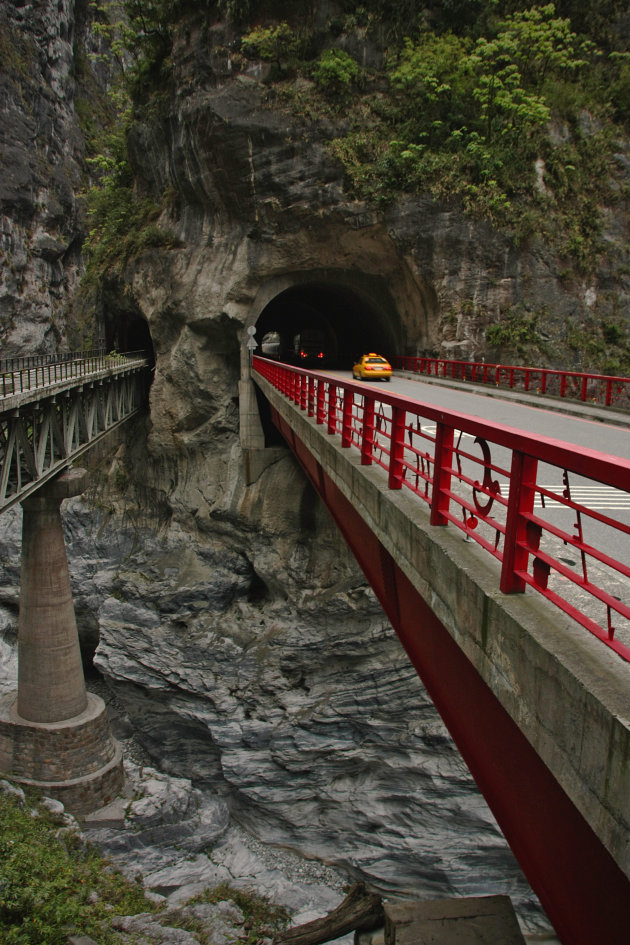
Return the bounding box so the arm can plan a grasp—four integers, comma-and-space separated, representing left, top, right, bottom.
251, 277, 402, 446
254, 280, 399, 369
104, 308, 156, 404
108, 310, 155, 366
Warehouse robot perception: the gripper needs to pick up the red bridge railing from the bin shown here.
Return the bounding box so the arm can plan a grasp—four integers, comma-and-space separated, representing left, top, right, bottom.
393, 355, 630, 410
253, 356, 630, 662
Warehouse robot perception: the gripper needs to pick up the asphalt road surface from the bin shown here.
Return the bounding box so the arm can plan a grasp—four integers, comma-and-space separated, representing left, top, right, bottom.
326, 368, 630, 459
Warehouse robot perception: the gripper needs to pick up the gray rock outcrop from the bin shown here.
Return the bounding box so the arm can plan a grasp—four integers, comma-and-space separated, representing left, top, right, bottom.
0, 0, 99, 354
0, 493, 547, 930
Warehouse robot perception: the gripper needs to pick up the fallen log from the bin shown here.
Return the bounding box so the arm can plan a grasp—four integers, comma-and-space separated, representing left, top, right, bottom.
273, 882, 384, 945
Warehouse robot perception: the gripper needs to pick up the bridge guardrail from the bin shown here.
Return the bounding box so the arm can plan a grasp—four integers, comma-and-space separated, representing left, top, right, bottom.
253, 356, 630, 663
393, 355, 630, 411
0, 347, 108, 374
0, 350, 148, 400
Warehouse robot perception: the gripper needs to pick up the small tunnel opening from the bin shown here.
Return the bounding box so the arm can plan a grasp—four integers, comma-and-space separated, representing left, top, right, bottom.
254, 279, 399, 370
109, 311, 155, 367
104, 308, 156, 405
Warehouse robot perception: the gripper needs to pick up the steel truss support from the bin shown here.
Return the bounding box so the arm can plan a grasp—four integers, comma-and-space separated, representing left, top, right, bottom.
0, 372, 145, 512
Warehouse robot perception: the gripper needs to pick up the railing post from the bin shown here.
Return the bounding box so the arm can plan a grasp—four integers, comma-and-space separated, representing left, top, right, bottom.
341, 388, 353, 448
299, 373, 307, 410
361, 397, 375, 465
307, 375, 315, 417
327, 383, 337, 435
430, 423, 454, 525
500, 450, 538, 593
606, 379, 612, 407
388, 406, 405, 489
316, 379, 326, 425
581, 375, 588, 402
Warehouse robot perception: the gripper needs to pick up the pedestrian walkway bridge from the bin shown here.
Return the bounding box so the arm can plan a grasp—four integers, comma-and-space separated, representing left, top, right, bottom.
0, 350, 150, 512
252, 354, 630, 945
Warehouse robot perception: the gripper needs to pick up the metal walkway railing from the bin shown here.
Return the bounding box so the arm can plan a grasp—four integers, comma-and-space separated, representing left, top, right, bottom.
254, 356, 630, 662
0, 349, 147, 401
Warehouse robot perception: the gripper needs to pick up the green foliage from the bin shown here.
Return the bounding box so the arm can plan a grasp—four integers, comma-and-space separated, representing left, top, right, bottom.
389, 32, 474, 146
312, 49, 361, 97
0, 789, 157, 944
84, 185, 180, 283
317, 2, 627, 266
241, 22, 302, 69
83, 115, 180, 283
80, 21, 180, 285
191, 883, 290, 944
474, 4, 589, 88
0, 788, 292, 945
486, 308, 543, 357
89, 0, 200, 99
608, 52, 630, 124
385, 5, 587, 181
565, 317, 630, 374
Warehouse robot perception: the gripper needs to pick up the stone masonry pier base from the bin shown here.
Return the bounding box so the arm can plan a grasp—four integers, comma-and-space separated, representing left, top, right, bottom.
0, 468, 123, 813
0, 692, 123, 814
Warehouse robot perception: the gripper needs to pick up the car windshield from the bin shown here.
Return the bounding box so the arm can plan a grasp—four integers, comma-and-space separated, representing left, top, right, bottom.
366, 357, 387, 363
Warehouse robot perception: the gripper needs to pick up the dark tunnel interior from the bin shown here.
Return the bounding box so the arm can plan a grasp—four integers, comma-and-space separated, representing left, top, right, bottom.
105, 310, 156, 405
110, 312, 155, 366
254, 282, 399, 370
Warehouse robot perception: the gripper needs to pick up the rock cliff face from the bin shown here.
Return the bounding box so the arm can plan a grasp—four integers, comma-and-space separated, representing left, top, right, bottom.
4, 2, 628, 936
0, 0, 102, 353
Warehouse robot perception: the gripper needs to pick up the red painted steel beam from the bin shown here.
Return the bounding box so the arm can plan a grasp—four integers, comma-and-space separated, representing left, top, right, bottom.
270, 404, 630, 945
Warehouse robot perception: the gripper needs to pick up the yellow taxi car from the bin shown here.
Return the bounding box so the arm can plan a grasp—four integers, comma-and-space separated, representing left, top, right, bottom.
352, 353, 392, 381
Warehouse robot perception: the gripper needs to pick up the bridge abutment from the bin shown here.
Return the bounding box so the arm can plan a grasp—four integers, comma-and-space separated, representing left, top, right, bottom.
0, 468, 124, 814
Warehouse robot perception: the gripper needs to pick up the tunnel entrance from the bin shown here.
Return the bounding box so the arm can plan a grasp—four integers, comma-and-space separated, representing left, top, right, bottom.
247, 274, 402, 450
102, 306, 156, 406
108, 310, 155, 366
254, 278, 399, 371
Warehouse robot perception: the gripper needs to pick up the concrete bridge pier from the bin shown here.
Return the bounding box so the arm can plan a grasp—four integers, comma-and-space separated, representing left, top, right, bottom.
0, 469, 123, 814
